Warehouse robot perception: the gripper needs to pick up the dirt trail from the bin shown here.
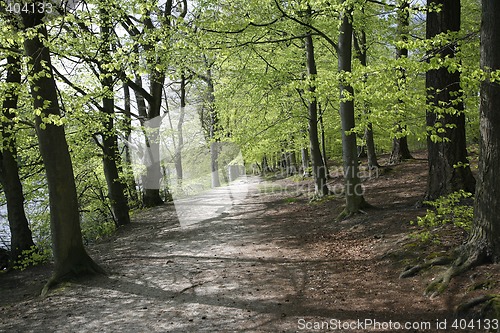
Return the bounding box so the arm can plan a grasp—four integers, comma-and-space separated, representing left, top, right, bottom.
0, 161, 496, 332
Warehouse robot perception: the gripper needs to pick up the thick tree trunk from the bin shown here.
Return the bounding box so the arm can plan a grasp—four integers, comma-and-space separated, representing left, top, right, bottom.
390, 0, 413, 164
143, 78, 165, 207
22, 15, 103, 292
141, 1, 173, 207
466, 0, 500, 263
338, 1, 366, 217
390, 132, 413, 164
0, 54, 35, 264
424, 0, 475, 201
305, 29, 328, 197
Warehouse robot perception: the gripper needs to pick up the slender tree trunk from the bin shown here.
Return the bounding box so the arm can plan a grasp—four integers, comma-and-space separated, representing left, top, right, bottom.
390, 0, 414, 164
464, 0, 500, 263
319, 114, 329, 173
0, 54, 35, 264
305, 28, 328, 197
301, 148, 310, 177
205, 68, 221, 188
122, 83, 140, 206
354, 24, 379, 170
364, 123, 378, 169
101, 94, 131, 226
174, 74, 186, 185
99, 9, 130, 226
424, 0, 475, 201
338, 1, 367, 217
22, 14, 103, 293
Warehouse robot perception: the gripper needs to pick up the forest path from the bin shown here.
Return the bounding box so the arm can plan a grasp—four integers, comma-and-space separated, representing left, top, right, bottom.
0, 163, 485, 332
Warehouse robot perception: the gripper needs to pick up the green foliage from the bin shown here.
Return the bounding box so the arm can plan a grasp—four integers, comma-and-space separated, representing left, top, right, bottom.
81, 219, 116, 244
12, 246, 51, 271
411, 190, 473, 243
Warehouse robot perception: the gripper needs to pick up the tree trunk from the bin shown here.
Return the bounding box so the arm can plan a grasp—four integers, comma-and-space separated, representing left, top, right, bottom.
101, 96, 131, 226
206, 68, 221, 188
390, 131, 413, 164
338, 1, 366, 217
142, 77, 165, 207
353, 10, 379, 170
424, 0, 475, 201
174, 74, 186, 186
301, 148, 310, 177
22, 15, 103, 292
0, 53, 35, 264
465, 0, 500, 263
286, 151, 298, 176
319, 114, 329, 173
262, 155, 271, 175
390, 0, 413, 164
305, 28, 329, 197
141, 1, 173, 207
365, 123, 378, 169
122, 83, 140, 206
100, 9, 130, 226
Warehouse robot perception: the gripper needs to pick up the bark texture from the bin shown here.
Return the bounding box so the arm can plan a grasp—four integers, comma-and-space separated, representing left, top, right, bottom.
0, 54, 35, 263
466, 0, 500, 263
338, 1, 366, 217
424, 0, 475, 201
353, 25, 379, 170
100, 11, 131, 226
305, 29, 328, 197
390, 0, 413, 164
22, 13, 104, 293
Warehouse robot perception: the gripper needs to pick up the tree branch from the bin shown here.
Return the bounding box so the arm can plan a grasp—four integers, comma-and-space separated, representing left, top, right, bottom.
273, 0, 339, 54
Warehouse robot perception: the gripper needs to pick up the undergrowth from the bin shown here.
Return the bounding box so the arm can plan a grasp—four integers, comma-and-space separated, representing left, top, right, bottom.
411, 190, 473, 243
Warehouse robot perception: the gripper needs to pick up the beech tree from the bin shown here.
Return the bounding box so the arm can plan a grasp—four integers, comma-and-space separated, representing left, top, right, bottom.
21, 11, 104, 294
305, 17, 329, 197
466, 0, 500, 268
98, 6, 131, 226
353, 4, 379, 170
337, 0, 368, 218
424, 0, 475, 201
390, 0, 413, 164
0, 51, 35, 264
401, 0, 498, 299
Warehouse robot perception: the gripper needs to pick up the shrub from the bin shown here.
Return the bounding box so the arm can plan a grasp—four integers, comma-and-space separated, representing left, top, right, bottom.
411, 190, 473, 243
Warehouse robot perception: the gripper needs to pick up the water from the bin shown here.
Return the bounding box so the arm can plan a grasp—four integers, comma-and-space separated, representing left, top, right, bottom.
0, 207, 10, 249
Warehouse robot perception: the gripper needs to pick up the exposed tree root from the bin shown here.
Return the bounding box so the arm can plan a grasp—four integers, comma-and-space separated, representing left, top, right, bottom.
456, 294, 500, 319
336, 199, 374, 221
400, 242, 493, 299
424, 249, 487, 299
400, 256, 454, 279
41, 258, 106, 297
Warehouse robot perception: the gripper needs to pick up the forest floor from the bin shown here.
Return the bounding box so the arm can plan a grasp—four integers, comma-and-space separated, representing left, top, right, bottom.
1, 152, 499, 333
